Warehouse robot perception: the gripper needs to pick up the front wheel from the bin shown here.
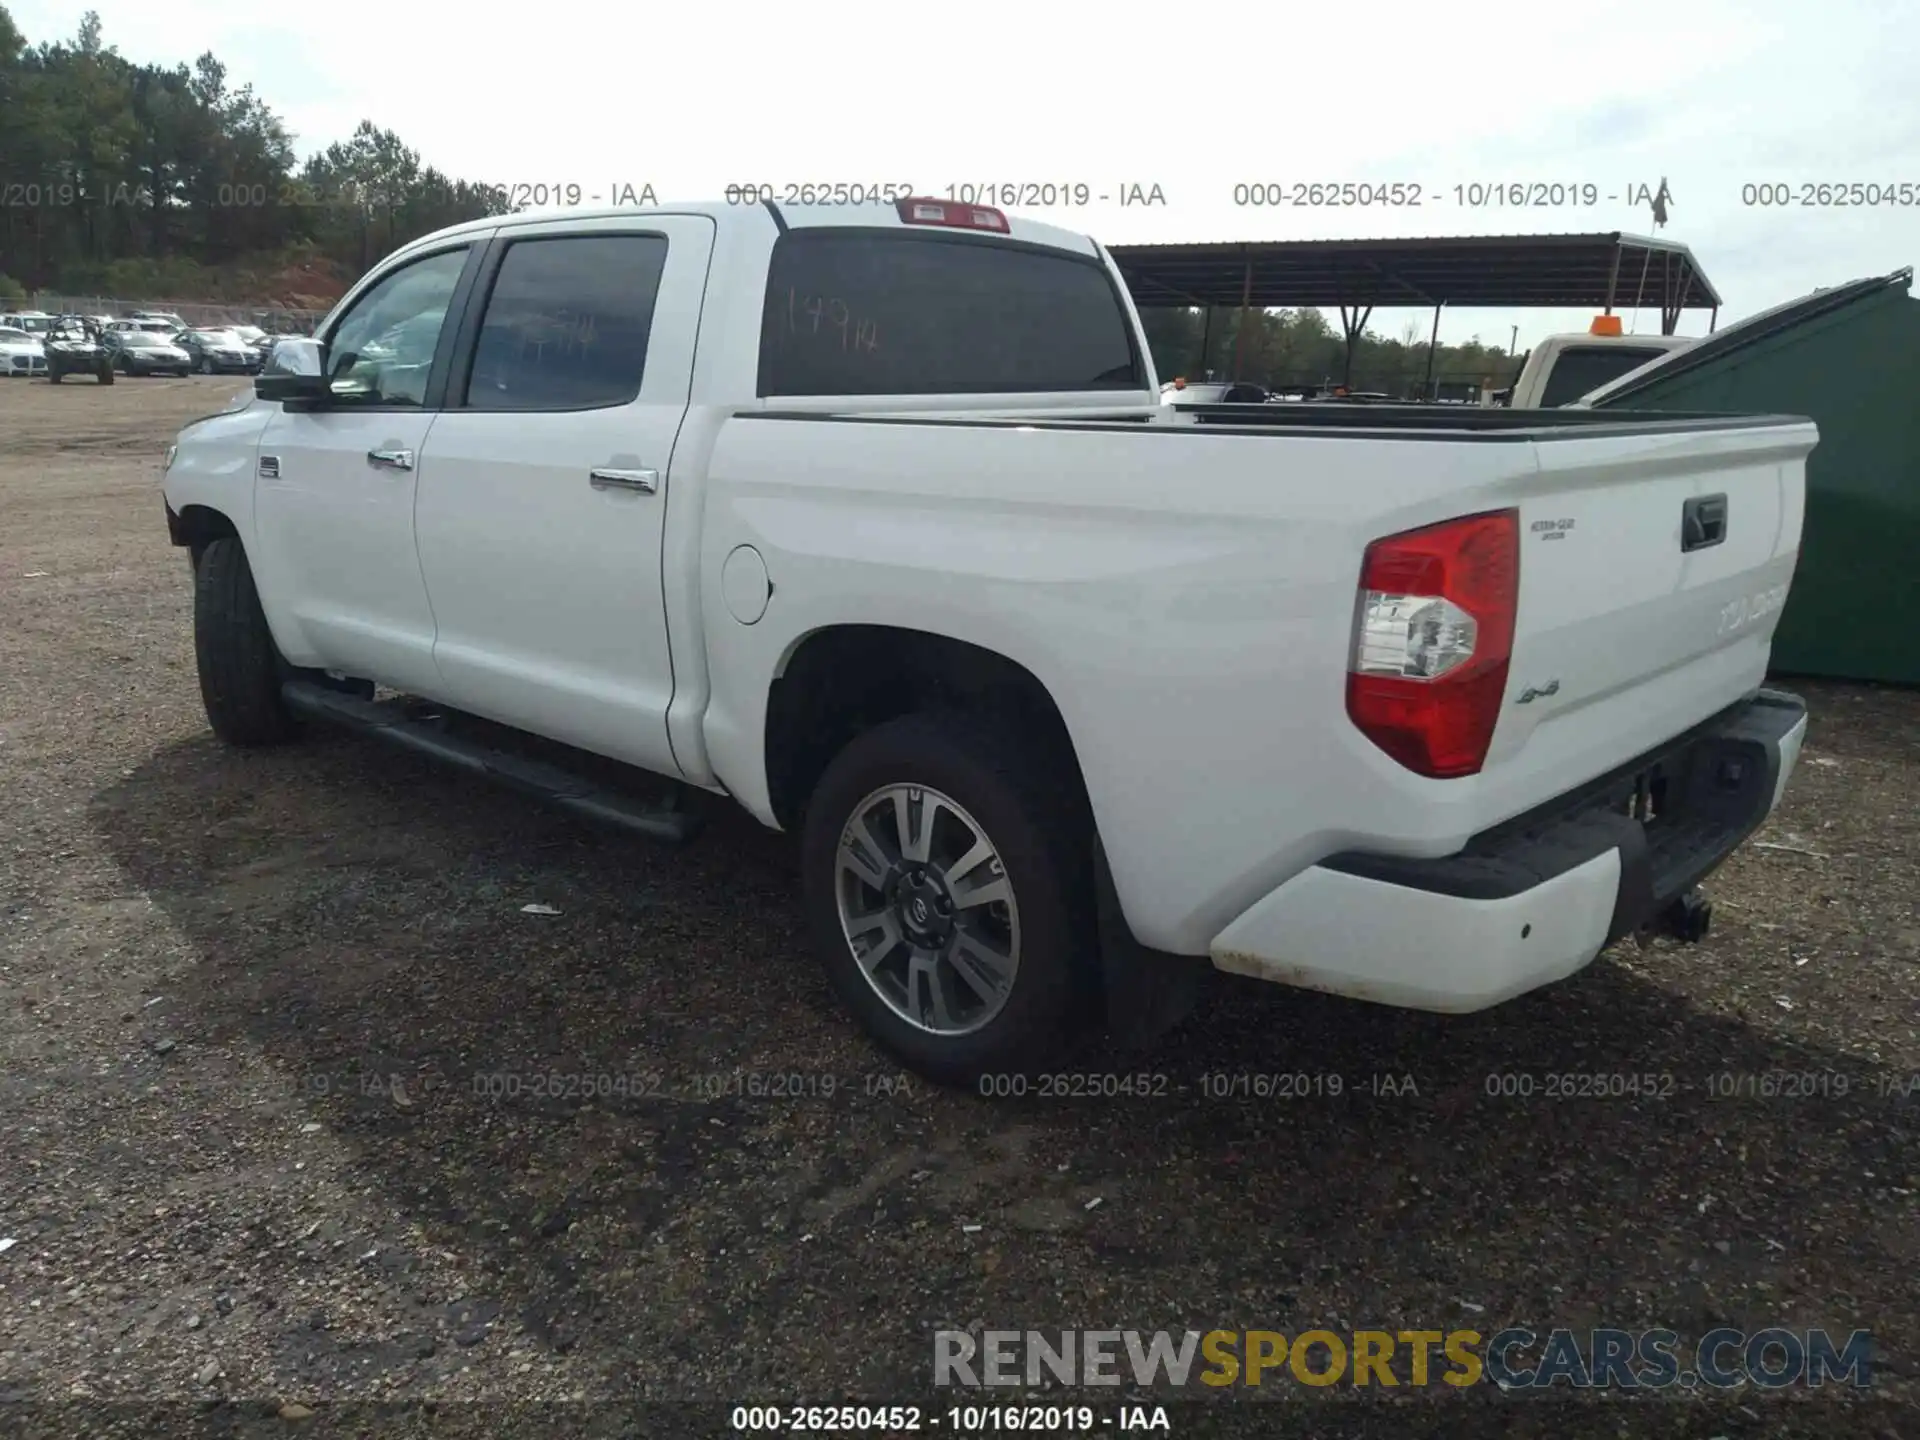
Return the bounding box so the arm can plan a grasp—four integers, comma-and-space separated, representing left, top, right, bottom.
98, 365, 113, 385
800, 713, 1094, 1086
193, 536, 303, 747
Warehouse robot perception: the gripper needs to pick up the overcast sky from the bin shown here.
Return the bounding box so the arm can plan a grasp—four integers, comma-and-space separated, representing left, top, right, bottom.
15, 0, 1919, 348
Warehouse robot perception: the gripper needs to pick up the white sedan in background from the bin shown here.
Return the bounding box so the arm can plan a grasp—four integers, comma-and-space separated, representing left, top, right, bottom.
0, 325, 47, 378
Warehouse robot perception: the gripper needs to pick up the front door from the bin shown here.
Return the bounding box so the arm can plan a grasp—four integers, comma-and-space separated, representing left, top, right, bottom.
412, 216, 713, 778
251, 243, 479, 693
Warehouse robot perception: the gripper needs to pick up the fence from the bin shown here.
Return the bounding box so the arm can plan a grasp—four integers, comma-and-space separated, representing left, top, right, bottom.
20, 294, 325, 334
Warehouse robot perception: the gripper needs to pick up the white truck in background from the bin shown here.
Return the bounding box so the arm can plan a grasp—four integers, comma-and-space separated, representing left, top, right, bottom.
1497, 324, 1695, 408
161, 196, 1814, 1085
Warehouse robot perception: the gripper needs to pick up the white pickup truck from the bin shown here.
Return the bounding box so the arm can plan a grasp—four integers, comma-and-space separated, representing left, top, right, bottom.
1499, 328, 1695, 408
162, 197, 1816, 1084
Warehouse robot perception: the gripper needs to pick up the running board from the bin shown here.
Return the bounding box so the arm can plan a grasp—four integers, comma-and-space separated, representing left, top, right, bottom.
280, 679, 701, 844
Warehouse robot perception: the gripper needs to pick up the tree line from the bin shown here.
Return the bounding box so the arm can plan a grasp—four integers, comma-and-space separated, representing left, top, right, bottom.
0, 7, 509, 302
1, 6, 1530, 385
1139, 306, 1525, 398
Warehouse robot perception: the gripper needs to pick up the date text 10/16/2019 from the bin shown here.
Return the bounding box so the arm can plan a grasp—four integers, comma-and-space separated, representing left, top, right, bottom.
723, 182, 1168, 208
454, 181, 1173, 211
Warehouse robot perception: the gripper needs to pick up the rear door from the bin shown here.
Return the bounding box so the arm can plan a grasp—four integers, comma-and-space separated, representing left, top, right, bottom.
412, 215, 713, 778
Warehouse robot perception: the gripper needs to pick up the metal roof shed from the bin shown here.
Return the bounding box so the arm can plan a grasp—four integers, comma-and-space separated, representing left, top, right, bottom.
1107, 232, 1722, 387
1584, 268, 1920, 685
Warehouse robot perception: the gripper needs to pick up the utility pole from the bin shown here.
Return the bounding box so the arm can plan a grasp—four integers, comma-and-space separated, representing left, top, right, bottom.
1509, 325, 1518, 356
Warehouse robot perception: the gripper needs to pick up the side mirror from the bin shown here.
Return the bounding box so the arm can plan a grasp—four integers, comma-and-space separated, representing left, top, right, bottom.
255, 337, 335, 410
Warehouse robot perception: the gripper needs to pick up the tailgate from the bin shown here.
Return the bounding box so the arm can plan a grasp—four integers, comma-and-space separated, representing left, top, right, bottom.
1479, 418, 1816, 815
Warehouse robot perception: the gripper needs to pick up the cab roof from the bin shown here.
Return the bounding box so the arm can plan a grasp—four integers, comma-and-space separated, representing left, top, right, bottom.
387, 199, 1102, 263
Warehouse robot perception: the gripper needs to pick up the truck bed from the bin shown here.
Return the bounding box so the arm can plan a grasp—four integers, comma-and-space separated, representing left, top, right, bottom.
711, 403, 1816, 954
762, 402, 1810, 438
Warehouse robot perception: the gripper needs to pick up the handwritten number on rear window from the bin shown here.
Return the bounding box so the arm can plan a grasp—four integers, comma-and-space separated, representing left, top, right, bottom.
785, 287, 879, 354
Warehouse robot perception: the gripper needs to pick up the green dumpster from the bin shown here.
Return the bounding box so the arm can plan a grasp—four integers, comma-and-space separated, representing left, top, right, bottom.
1585, 268, 1920, 684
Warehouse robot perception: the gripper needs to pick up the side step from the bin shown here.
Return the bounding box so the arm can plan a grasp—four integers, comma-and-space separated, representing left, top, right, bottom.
280, 679, 701, 844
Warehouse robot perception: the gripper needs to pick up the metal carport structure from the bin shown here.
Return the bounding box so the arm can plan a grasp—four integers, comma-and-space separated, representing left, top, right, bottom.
1106, 232, 1723, 390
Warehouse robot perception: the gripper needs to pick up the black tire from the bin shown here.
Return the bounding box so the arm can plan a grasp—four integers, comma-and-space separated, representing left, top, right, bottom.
800, 712, 1095, 1087
48, 367, 62, 384
98, 366, 113, 385
193, 536, 302, 746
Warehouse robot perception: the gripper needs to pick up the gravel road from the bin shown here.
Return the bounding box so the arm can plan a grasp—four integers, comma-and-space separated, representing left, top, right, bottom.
2, 377, 1914, 1437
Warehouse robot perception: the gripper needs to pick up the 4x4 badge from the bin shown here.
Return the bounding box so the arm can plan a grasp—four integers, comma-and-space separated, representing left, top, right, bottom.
1516, 680, 1560, 704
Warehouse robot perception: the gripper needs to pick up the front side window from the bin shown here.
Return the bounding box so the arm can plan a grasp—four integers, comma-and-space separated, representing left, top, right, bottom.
462, 234, 668, 411
326, 247, 469, 407
757, 230, 1145, 396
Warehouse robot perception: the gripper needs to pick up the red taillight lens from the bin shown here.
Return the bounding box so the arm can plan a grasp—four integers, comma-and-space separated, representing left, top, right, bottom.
894, 197, 1011, 233
1345, 508, 1519, 778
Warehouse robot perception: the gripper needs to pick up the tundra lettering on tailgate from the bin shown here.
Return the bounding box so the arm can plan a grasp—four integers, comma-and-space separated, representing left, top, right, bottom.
1717, 584, 1789, 637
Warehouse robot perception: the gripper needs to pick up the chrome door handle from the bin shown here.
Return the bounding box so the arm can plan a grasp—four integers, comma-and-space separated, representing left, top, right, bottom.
589, 468, 659, 494
367, 448, 415, 471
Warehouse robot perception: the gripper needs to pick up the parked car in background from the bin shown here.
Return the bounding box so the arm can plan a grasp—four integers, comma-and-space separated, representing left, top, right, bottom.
105, 328, 192, 376
1158, 377, 1271, 404
0, 310, 54, 336
227, 324, 273, 355
177, 328, 264, 375
0, 324, 47, 378
130, 310, 189, 331
44, 319, 114, 384
107, 318, 185, 338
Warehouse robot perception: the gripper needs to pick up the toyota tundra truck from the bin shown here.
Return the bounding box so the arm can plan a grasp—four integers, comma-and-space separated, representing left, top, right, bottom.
160, 197, 1815, 1084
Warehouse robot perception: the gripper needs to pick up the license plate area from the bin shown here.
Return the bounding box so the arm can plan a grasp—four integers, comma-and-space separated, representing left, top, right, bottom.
1620, 737, 1772, 901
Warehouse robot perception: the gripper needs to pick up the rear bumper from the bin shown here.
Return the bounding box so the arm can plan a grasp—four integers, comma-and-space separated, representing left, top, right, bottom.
1209, 688, 1808, 1010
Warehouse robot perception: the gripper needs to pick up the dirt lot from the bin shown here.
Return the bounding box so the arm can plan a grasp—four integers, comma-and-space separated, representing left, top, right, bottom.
1, 376, 1916, 1436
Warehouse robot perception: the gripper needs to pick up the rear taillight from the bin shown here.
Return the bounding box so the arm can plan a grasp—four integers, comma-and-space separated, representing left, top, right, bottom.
1345, 508, 1519, 778
894, 197, 1011, 233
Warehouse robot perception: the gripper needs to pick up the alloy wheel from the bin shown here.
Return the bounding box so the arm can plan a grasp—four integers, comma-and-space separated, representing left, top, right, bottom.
833, 784, 1020, 1036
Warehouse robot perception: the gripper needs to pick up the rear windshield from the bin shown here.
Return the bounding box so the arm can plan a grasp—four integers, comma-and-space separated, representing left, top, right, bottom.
757, 230, 1144, 397
1538, 345, 1672, 407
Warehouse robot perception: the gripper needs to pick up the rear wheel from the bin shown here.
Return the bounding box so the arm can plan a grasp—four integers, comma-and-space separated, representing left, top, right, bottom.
800, 712, 1094, 1086
98, 365, 113, 385
193, 536, 303, 747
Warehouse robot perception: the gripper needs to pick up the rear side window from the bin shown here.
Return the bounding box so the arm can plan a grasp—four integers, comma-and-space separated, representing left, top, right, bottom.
757, 231, 1144, 396
1538, 345, 1670, 407
464, 234, 668, 411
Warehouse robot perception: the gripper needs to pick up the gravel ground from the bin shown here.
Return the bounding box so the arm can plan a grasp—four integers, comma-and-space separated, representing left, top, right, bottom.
1, 377, 1916, 1437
